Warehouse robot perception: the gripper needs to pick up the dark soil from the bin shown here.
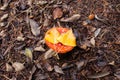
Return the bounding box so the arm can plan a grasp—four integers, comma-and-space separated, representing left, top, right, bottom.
0, 0, 120, 80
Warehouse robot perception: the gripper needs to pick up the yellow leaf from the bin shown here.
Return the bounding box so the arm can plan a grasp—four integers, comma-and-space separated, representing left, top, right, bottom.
57, 29, 76, 46
25, 48, 33, 60
44, 28, 60, 44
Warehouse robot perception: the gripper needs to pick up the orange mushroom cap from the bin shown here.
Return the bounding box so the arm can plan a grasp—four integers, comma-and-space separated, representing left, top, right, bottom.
44, 27, 76, 53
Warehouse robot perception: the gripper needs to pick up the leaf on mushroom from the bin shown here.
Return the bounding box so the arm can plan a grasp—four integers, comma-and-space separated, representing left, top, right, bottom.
53, 7, 63, 20
25, 48, 33, 61
57, 29, 76, 46
60, 14, 81, 22
44, 28, 60, 44
54, 65, 64, 74
12, 62, 25, 71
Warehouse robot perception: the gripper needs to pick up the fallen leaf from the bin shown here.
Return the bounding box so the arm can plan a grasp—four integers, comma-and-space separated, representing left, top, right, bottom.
44, 28, 60, 44
12, 62, 25, 71
90, 37, 95, 46
87, 71, 110, 78
44, 49, 56, 59
54, 65, 64, 74
25, 48, 33, 61
60, 14, 81, 22
26, 18, 40, 36
57, 29, 76, 46
75, 60, 85, 70
53, 7, 63, 19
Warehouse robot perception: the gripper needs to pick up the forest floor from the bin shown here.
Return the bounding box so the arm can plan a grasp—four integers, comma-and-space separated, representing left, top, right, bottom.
0, 0, 120, 80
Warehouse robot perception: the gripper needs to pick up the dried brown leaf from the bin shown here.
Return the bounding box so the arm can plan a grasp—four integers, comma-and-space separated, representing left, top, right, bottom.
76, 60, 85, 70
53, 7, 63, 19
54, 65, 64, 74
60, 14, 81, 22
90, 37, 95, 46
26, 18, 40, 36
87, 71, 110, 78
12, 62, 25, 71
6, 63, 13, 71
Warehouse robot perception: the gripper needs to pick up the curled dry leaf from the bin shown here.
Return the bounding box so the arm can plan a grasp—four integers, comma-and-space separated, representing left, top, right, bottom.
0, 14, 8, 21
53, 7, 63, 20
25, 48, 33, 61
60, 14, 81, 22
87, 71, 110, 78
54, 65, 64, 74
44, 49, 56, 59
12, 62, 25, 71
34, 46, 45, 51
6, 63, 13, 71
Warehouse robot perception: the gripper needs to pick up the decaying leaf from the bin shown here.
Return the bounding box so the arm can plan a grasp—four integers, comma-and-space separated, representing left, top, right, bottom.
90, 37, 95, 46
34, 46, 45, 51
53, 7, 63, 19
54, 65, 64, 74
87, 71, 110, 78
44, 49, 56, 59
6, 63, 13, 71
60, 14, 81, 22
94, 28, 101, 37
25, 48, 33, 61
12, 62, 25, 71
